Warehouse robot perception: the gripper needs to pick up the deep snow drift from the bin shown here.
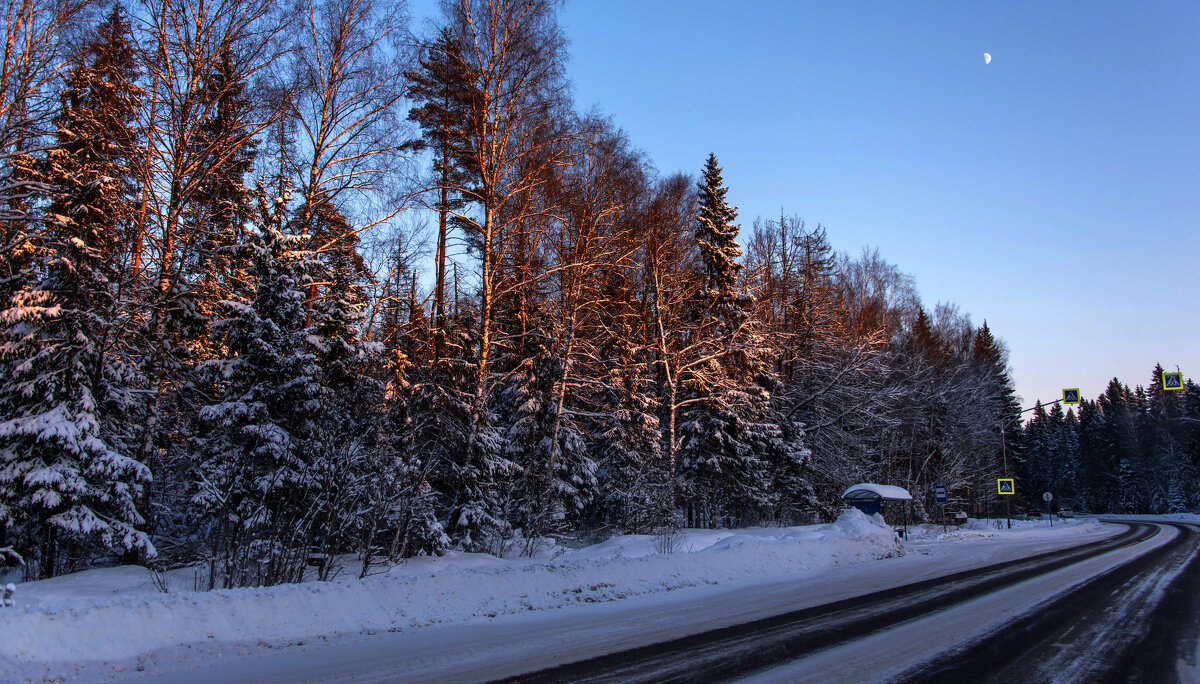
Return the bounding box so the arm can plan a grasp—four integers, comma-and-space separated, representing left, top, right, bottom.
0, 509, 1113, 681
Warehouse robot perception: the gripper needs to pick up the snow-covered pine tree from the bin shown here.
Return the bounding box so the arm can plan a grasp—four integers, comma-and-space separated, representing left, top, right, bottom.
1017, 400, 1055, 509
720, 296, 784, 525
183, 45, 259, 358
357, 261, 456, 567
370, 371, 453, 566
386, 297, 486, 555
673, 154, 774, 527
299, 195, 400, 577
1038, 401, 1079, 506
1145, 364, 1189, 514
756, 381, 814, 525
447, 414, 514, 554
189, 187, 324, 588
1055, 405, 1083, 508
0, 0, 92, 315
0, 6, 151, 578
695, 153, 742, 311
1086, 379, 1138, 512
970, 322, 1020, 496
131, 1, 277, 545
428, 0, 571, 552
1076, 398, 1105, 513
675, 367, 772, 527
149, 45, 260, 567
501, 346, 596, 553
1166, 475, 1188, 513
1185, 381, 1200, 510
1117, 456, 1138, 514
590, 306, 667, 533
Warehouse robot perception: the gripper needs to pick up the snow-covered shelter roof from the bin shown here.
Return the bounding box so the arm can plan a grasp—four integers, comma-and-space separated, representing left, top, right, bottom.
841, 483, 913, 502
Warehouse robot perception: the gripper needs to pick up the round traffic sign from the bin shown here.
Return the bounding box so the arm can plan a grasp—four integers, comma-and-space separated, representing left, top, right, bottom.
1042, 492, 1053, 502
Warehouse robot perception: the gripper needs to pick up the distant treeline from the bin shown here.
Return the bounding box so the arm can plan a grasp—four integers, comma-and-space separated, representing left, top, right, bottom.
1021, 368, 1199, 514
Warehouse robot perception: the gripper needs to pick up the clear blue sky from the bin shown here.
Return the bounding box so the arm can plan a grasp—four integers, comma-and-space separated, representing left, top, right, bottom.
411, 1, 1200, 409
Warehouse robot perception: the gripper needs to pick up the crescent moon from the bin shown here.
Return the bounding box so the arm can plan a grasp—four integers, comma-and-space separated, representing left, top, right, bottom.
984, 52, 992, 64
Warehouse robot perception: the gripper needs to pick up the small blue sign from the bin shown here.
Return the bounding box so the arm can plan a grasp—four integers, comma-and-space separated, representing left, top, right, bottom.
935, 485, 947, 504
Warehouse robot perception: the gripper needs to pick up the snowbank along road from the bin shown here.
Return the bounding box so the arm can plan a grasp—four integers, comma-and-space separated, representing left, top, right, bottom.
11, 515, 1200, 682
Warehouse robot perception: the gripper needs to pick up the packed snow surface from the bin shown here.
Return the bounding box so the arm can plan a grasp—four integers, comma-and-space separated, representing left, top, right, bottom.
0, 509, 1118, 681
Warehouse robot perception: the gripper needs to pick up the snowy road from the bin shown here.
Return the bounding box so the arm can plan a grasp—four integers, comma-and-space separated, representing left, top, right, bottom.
108, 519, 1200, 683
511, 520, 1200, 682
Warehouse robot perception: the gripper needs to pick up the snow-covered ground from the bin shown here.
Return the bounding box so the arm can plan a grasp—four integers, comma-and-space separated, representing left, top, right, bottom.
0, 509, 1116, 682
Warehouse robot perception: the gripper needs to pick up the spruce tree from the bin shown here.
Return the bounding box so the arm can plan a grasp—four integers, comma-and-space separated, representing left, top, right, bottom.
676, 154, 778, 527
502, 348, 597, 552
371, 386, 450, 563
695, 153, 743, 311
0, 6, 150, 577
971, 322, 1020, 478
1145, 364, 1188, 512
1184, 381, 1200, 509
1076, 398, 1105, 512
185, 46, 259, 348
591, 316, 668, 533
190, 190, 324, 588
148, 46, 260, 563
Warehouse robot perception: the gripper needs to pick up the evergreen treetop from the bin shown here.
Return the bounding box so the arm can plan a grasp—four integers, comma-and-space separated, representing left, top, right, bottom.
695, 153, 742, 296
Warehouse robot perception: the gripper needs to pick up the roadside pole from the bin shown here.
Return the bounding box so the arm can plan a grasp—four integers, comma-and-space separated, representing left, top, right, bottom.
1044, 492, 1053, 527
998, 478, 1015, 529
1000, 420, 1011, 529
935, 484, 948, 533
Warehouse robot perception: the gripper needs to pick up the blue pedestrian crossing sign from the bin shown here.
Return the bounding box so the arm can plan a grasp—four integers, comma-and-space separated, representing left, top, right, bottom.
997, 478, 1015, 495
1063, 388, 1081, 405
1163, 372, 1183, 391
935, 485, 947, 504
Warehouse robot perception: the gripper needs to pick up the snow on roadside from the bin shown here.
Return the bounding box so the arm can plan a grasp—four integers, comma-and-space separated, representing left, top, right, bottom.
907, 515, 1103, 543
0, 508, 901, 667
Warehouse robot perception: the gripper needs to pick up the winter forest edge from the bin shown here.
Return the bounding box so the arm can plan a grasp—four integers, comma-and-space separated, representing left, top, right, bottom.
0, 0, 1196, 588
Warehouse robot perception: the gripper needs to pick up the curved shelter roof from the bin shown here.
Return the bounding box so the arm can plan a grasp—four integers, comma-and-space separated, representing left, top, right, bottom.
842, 483, 913, 502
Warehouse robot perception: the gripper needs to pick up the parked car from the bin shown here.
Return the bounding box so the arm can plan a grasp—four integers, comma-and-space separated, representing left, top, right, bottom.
1058, 508, 1075, 518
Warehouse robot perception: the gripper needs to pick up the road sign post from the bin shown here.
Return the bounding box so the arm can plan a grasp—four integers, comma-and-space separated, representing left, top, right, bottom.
1043, 491, 1053, 527
998, 478, 1014, 529
935, 485, 947, 532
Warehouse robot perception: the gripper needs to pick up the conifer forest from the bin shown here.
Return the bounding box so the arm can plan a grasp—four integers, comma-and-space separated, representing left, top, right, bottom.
0, 0, 1196, 586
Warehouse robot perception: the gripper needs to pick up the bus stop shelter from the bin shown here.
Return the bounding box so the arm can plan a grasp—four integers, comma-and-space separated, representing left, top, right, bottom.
842, 483, 913, 538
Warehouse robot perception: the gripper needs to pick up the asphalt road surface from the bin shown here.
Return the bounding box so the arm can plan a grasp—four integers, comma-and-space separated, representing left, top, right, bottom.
510, 520, 1200, 683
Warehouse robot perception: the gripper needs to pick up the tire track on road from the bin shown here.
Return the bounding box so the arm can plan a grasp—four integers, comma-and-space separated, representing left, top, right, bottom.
897, 521, 1200, 684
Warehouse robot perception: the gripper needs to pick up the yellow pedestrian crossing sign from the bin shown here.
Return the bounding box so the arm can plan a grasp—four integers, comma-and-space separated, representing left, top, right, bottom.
1063, 388, 1081, 405
997, 478, 1015, 495
1163, 372, 1183, 391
